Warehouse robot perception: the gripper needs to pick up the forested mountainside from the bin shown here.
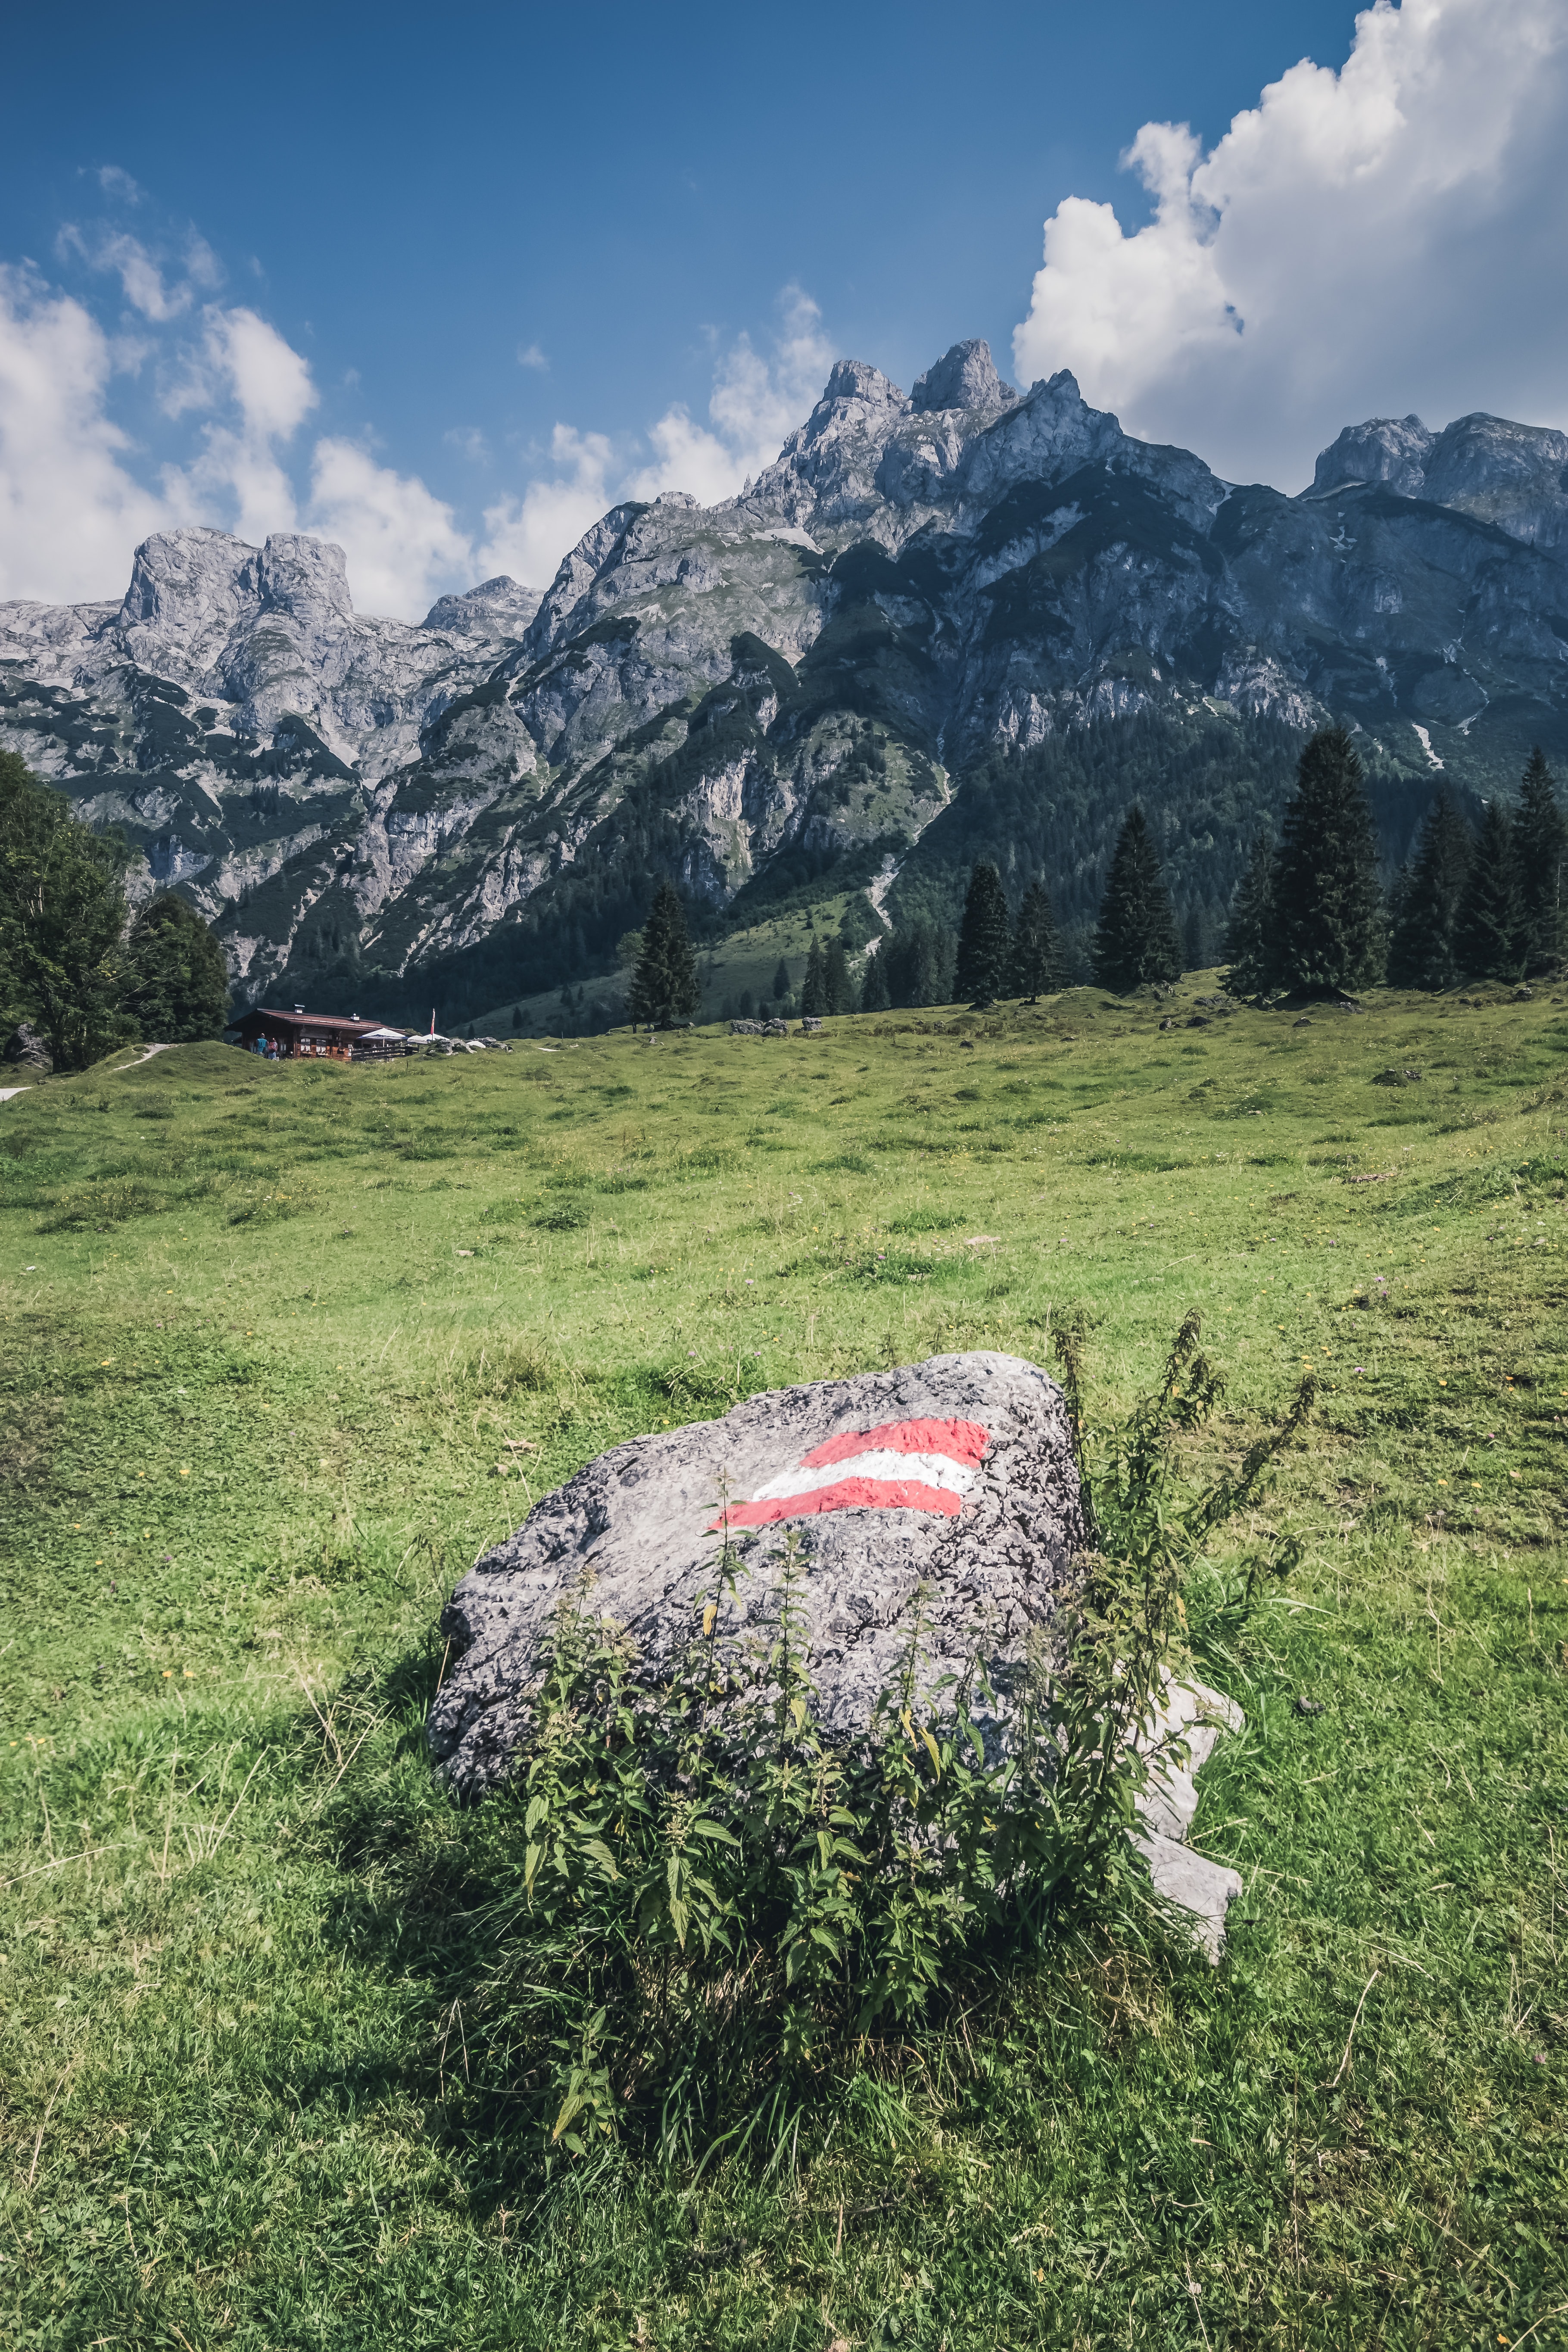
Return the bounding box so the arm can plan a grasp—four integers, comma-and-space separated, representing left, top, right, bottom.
6, 337, 1568, 1023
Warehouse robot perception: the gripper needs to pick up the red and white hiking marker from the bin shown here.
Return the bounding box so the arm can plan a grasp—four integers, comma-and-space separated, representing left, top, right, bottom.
708, 1416, 989, 1531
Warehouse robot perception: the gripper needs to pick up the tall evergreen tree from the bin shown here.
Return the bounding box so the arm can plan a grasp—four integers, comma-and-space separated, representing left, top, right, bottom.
0, 751, 136, 1068
882, 919, 954, 1008
823, 936, 854, 1013
1515, 746, 1567, 973
800, 936, 827, 1016
1386, 787, 1472, 990
1453, 798, 1525, 981
1093, 807, 1181, 992
627, 879, 701, 1027
771, 958, 791, 1002
859, 942, 891, 1013
954, 861, 1012, 1003
1009, 878, 1063, 1000
1271, 727, 1385, 995
120, 892, 230, 1041
1223, 834, 1276, 996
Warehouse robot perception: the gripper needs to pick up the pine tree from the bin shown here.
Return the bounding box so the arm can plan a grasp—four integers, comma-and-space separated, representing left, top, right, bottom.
800, 936, 827, 1016
1515, 746, 1567, 973
954, 861, 1012, 1003
119, 892, 230, 1041
1454, 798, 1524, 980
771, 958, 791, 1002
1223, 834, 1276, 997
881, 919, 954, 1008
1386, 788, 1472, 990
511, 1004, 524, 1032
860, 943, 891, 1012
627, 879, 701, 1027
1093, 807, 1181, 992
1271, 727, 1385, 995
823, 936, 854, 1013
1009, 879, 1063, 1000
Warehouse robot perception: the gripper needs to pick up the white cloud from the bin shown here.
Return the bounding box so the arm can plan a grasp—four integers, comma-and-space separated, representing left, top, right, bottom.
477, 424, 616, 590
0, 264, 169, 602
305, 437, 471, 621
161, 304, 317, 545
516, 342, 549, 371
480, 287, 834, 586
1012, 0, 1568, 489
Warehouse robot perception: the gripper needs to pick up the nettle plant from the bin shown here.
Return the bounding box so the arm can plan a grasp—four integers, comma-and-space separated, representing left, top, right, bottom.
474, 1315, 1314, 2160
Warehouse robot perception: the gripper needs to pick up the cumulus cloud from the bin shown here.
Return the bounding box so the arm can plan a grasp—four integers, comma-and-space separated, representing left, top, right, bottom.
305, 438, 471, 620
161, 304, 318, 546
0, 264, 168, 602
479, 287, 834, 586
1012, 0, 1568, 488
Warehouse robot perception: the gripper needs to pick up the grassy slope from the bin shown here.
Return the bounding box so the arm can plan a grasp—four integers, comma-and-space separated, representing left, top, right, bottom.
1, 982, 1565, 2351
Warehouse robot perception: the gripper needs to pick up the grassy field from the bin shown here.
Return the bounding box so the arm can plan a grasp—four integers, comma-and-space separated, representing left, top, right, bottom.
2, 976, 1565, 2351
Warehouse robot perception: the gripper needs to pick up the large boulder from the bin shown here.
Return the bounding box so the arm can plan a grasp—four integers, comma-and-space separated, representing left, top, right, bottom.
431, 1351, 1083, 1796
429, 1349, 1246, 1956
3, 1023, 51, 1075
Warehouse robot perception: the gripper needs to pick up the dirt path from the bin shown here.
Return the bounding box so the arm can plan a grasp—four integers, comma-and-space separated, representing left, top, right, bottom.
110, 1042, 173, 1073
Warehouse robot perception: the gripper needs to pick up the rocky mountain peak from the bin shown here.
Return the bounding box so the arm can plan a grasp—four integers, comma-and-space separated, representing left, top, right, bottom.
422, 575, 542, 637
820, 358, 908, 410
1309, 415, 1434, 498
910, 339, 1017, 416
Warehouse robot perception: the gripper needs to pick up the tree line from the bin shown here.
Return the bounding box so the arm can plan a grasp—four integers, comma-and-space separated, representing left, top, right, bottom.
0, 752, 230, 1070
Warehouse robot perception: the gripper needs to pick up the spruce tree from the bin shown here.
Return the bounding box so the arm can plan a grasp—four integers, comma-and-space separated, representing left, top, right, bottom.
120, 892, 230, 1041
823, 936, 854, 1013
1093, 807, 1181, 992
1515, 746, 1567, 972
1386, 788, 1472, 990
954, 861, 1012, 1003
1453, 799, 1524, 980
1271, 727, 1385, 994
800, 936, 827, 1016
1223, 834, 1276, 997
1009, 878, 1063, 1000
771, 958, 791, 1002
860, 943, 891, 1012
627, 879, 701, 1027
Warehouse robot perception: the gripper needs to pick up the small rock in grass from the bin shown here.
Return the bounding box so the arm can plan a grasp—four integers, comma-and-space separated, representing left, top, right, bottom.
1294, 1695, 1328, 1717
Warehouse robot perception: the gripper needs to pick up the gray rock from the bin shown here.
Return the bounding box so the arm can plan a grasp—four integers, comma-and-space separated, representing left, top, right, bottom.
431, 1351, 1085, 1795
910, 339, 1017, 416
429, 1350, 1247, 1958
3, 1023, 51, 1074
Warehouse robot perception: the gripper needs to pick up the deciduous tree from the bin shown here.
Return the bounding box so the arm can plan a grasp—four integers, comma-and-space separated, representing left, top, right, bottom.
120, 892, 230, 1041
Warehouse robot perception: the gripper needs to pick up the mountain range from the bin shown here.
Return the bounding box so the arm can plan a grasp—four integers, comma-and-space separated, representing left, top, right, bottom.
5, 338, 1568, 1023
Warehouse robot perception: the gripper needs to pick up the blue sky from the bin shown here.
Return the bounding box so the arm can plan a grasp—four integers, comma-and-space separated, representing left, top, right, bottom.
3, 0, 1564, 616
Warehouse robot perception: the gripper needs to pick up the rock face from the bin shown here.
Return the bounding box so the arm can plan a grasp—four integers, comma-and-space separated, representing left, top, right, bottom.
430, 1351, 1085, 1796
3, 1023, 52, 1073
7, 335, 1568, 1023
430, 1347, 1247, 1955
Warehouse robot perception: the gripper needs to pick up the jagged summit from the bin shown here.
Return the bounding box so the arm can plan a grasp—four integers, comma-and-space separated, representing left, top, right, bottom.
910, 339, 1017, 415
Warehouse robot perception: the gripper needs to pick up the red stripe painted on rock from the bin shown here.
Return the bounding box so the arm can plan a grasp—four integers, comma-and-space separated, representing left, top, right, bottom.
799, 1416, 989, 1470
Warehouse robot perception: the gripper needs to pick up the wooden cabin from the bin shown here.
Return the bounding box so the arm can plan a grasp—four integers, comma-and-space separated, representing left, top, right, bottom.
232, 1008, 402, 1061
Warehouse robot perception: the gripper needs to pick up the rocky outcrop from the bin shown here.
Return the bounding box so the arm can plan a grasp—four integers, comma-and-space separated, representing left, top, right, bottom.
3, 1023, 51, 1074
430, 1350, 1245, 1955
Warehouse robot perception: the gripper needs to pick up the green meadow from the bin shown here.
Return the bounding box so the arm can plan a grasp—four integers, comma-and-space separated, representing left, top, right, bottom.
1, 979, 1565, 2350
